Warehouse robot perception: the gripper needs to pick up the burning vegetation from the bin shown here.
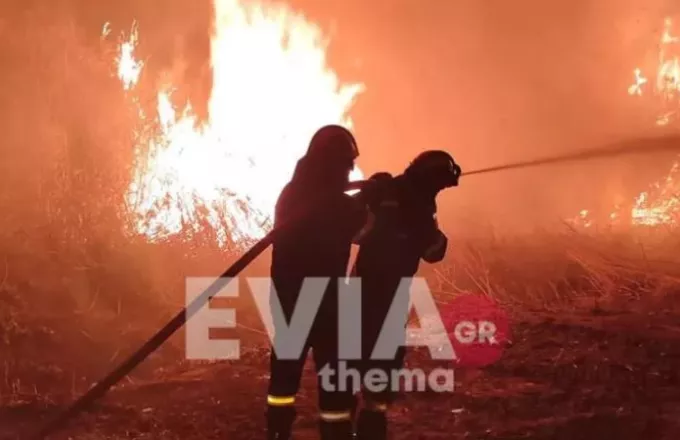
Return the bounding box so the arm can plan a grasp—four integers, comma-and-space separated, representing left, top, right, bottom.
0, 2, 680, 439
107, 1, 364, 249
571, 17, 680, 229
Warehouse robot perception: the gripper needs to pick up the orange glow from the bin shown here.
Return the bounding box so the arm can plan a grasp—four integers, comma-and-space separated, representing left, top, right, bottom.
625, 17, 679, 227
627, 68, 647, 96
628, 18, 680, 111
107, 0, 365, 247
572, 17, 680, 229
114, 22, 143, 91
630, 161, 679, 226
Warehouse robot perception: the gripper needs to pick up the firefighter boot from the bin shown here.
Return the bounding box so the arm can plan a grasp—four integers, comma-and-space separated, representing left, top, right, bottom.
319, 419, 353, 440
350, 393, 359, 427
266, 405, 296, 440
355, 409, 387, 440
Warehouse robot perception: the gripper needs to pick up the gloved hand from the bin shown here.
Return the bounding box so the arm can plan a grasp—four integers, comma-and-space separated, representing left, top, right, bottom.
369, 172, 394, 182
360, 172, 393, 207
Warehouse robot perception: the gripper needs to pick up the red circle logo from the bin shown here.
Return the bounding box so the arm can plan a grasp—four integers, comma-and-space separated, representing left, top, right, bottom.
438, 294, 510, 368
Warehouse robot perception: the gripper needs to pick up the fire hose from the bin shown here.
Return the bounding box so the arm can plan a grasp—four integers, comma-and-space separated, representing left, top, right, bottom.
355, 134, 680, 189
32, 134, 680, 439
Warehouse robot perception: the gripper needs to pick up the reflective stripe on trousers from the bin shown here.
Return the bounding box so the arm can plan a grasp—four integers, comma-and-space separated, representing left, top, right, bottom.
365, 401, 388, 412
268, 395, 296, 407
320, 410, 352, 422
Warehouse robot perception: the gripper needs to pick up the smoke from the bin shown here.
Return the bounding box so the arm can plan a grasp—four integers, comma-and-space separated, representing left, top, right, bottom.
2, 0, 680, 396
288, 0, 680, 233
1, 0, 679, 241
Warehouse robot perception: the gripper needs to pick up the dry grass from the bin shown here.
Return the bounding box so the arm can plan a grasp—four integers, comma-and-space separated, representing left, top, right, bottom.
2, 207, 679, 402
428, 227, 680, 312
0, 8, 231, 402
1, 2, 679, 412
2, 6, 680, 439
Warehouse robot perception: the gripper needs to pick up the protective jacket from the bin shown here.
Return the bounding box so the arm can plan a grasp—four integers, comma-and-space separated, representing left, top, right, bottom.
267, 155, 367, 440
352, 174, 447, 399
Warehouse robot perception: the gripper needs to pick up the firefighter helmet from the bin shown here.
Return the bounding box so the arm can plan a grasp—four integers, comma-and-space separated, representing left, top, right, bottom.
405, 150, 461, 190
369, 172, 393, 182
306, 125, 359, 168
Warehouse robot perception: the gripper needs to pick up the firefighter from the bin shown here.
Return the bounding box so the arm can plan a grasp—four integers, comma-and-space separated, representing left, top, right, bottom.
267, 125, 368, 440
351, 150, 461, 440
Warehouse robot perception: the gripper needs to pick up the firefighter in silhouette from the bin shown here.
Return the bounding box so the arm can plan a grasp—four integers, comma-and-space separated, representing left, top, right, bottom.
267, 125, 368, 440
351, 150, 461, 440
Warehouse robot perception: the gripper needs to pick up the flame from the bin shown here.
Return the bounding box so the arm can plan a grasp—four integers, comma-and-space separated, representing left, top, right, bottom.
571, 159, 680, 230
628, 68, 648, 96
656, 18, 680, 125
573, 209, 593, 228
627, 17, 680, 125
109, 0, 365, 247
115, 22, 143, 91
625, 18, 680, 227
571, 17, 680, 230
630, 161, 679, 226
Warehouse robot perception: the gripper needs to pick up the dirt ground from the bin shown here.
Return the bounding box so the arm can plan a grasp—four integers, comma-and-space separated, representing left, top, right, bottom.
2, 304, 679, 440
